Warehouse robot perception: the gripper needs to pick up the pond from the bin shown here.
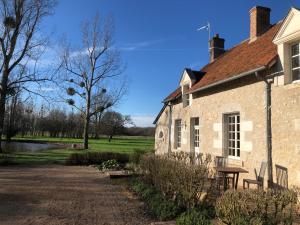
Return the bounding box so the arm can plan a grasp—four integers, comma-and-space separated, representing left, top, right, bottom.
1, 141, 60, 152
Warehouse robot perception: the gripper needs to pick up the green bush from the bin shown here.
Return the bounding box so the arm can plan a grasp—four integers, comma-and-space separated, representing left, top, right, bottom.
100, 159, 120, 170
140, 153, 214, 209
0, 154, 14, 165
131, 178, 182, 220
216, 189, 298, 225
176, 209, 212, 225
65, 151, 129, 165
149, 193, 181, 220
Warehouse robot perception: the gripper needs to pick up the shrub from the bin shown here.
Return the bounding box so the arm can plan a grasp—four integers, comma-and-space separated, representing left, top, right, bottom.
129, 149, 147, 164
0, 154, 14, 165
140, 153, 214, 210
66, 152, 129, 165
100, 159, 120, 170
176, 209, 212, 225
131, 178, 182, 220
216, 189, 298, 225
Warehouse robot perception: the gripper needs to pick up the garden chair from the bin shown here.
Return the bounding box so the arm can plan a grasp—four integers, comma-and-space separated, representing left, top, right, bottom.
215, 156, 233, 190
243, 161, 267, 189
275, 164, 288, 190
194, 152, 203, 165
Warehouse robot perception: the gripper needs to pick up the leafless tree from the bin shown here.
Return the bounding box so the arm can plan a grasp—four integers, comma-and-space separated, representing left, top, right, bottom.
62, 14, 125, 149
101, 111, 133, 142
0, 0, 56, 152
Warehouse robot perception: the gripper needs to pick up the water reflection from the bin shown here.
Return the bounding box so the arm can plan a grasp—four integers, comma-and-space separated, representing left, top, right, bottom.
1, 142, 59, 152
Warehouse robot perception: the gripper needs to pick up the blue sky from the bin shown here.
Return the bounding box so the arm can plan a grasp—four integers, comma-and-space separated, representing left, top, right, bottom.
42, 0, 299, 126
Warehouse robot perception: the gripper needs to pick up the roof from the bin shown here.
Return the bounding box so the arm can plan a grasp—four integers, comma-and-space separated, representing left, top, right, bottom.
163, 69, 204, 102
189, 22, 281, 93
153, 104, 167, 124
163, 87, 181, 102
164, 22, 282, 101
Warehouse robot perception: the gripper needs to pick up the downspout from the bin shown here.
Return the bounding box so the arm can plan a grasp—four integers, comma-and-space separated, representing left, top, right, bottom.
255, 71, 273, 187
167, 102, 172, 157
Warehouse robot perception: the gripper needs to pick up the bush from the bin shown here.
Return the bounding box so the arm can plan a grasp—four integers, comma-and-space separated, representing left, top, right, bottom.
99, 159, 120, 170
131, 178, 182, 220
129, 149, 147, 164
66, 151, 129, 165
216, 189, 298, 225
0, 154, 14, 165
140, 153, 214, 209
176, 209, 212, 225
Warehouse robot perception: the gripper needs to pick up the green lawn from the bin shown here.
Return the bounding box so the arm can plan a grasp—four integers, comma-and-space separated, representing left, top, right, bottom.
0, 136, 154, 165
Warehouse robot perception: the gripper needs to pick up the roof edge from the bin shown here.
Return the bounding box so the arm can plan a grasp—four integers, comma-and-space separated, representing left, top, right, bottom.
188, 66, 266, 94
153, 104, 167, 125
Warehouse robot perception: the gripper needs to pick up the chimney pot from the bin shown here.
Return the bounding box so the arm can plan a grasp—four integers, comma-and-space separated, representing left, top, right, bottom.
209, 34, 225, 63
250, 6, 271, 42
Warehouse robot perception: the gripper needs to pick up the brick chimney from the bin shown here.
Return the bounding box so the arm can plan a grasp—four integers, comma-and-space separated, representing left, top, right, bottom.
209, 34, 225, 63
250, 6, 271, 42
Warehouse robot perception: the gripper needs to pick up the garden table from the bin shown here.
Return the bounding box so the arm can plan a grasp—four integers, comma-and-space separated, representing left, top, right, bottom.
216, 167, 248, 191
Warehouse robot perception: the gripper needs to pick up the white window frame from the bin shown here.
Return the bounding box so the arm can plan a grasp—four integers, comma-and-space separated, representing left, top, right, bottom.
224, 113, 240, 160
182, 84, 190, 107
291, 42, 300, 82
175, 119, 182, 149
193, 118, 200, 153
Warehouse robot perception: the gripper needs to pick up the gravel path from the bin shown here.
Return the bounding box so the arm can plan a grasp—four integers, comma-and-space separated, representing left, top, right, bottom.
0, 165, 153, 225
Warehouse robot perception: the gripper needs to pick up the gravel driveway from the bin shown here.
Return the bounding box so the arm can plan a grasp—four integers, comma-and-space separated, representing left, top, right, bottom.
0, 165, 153, 225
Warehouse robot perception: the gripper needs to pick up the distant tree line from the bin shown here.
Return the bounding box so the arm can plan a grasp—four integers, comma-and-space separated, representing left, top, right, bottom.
3, 96, 154, 141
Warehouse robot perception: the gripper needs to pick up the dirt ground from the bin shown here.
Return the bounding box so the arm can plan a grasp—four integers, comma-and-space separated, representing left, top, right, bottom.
0, 165, 154, 225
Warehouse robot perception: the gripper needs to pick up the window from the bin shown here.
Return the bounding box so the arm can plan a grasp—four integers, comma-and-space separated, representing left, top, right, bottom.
175, 119, 182, 148
182, 84, 190, 107
193, 118, 200, 150
158, 131, 164, 139
292, 43, 300, 81
224, 113, 240, 158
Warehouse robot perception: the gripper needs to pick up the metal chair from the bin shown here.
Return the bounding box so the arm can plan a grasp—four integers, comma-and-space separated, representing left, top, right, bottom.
275, 164, 288, 190
215, 156, 233, 189
243, 161, 267, 189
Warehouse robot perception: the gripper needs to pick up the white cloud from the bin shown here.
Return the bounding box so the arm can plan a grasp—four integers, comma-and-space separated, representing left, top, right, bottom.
131, 115, 155, 127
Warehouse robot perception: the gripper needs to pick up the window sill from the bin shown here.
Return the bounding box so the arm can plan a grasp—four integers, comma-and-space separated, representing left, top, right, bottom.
292, 79, 300, 84
228, 156, 241, 161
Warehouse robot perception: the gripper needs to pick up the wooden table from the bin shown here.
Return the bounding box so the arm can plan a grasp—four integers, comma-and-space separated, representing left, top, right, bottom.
216, 167, 249, 191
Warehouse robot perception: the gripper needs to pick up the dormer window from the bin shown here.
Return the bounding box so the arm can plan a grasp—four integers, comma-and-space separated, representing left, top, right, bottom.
182, 84, 190, 107
292, 43, 300, 82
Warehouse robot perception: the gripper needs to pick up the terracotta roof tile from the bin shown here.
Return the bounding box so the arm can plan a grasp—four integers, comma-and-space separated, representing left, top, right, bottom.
163, 87, 181, 102
189, 22, 282, 92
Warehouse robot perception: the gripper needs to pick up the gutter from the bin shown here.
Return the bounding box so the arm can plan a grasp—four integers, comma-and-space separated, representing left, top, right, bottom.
188, 66, 266, 94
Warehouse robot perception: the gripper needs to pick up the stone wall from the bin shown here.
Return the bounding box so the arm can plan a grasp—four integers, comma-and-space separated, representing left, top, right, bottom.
271, 81, 300, 187
155, 75, 300, 187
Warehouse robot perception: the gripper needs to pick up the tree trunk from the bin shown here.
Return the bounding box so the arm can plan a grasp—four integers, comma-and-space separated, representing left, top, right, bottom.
83, 116, 90, 149
108, 135, 112, 142
83, 91, 91, 149
0, 70, 9, 153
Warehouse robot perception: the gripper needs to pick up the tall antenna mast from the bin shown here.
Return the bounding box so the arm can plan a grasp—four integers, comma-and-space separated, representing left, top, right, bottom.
197, 22, 211, 52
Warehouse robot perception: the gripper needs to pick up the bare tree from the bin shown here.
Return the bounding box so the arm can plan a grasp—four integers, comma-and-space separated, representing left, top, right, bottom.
101, 111, 133, 142
0, 0, 55, 152
62, 14, 125, 149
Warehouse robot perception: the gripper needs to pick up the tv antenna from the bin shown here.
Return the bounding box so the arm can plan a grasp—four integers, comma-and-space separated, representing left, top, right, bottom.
197, 22, 211, 52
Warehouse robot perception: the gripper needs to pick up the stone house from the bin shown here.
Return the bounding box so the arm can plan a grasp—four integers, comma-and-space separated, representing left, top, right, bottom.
153, 6, 300, 188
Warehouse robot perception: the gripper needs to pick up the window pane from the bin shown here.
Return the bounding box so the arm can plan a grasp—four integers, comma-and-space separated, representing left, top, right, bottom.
237, 149, 240, 157
292, 44, 299, 56
293, 69, 300, 81
292, 57, 300, 68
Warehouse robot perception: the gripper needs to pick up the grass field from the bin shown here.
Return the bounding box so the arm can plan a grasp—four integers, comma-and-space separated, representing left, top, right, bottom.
0, 136, 154, 165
